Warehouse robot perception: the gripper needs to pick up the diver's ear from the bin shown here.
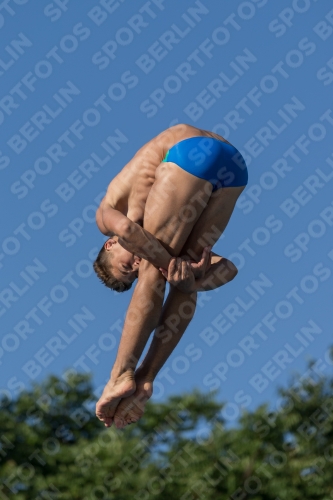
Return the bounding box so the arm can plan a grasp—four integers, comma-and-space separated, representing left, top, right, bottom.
104, 238, 117, 251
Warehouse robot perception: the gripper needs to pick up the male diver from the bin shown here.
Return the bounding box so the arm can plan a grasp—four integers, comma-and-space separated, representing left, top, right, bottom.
93, 124, 248, 428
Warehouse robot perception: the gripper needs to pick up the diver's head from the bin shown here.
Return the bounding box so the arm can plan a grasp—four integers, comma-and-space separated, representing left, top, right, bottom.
93, 237, 141, 293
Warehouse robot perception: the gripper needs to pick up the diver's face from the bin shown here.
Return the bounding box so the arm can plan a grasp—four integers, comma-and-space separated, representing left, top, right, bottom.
104, 238, 141, 284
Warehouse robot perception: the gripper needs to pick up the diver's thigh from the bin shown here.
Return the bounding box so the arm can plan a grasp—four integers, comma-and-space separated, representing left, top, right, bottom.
143, 162, 212, 254
180, 186, 245, 257
206, 185, 245, 219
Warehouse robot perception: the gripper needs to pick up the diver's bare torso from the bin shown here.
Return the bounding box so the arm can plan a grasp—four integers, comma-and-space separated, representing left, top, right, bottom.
96, 124, 229, 231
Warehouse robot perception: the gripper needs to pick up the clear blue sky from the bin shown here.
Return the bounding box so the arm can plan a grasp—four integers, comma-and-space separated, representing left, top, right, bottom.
1, 0, 333, 420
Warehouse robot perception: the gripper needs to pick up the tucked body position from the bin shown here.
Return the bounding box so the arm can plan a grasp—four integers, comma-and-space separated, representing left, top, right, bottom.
93, 124, 248, 428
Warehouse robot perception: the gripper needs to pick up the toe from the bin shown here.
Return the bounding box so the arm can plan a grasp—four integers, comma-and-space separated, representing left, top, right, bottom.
114, 416, 125, 429
104, 417, 113, 427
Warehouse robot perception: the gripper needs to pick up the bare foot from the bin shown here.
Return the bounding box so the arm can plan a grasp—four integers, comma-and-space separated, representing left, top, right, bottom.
113, 380, 153, 429
96, 372, 136, 427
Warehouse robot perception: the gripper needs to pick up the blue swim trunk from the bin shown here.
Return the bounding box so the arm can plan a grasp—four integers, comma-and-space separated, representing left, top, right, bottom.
162, 137, 248, 191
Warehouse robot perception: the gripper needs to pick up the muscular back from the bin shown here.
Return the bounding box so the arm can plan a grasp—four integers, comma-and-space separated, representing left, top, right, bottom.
97, 124, 228, 229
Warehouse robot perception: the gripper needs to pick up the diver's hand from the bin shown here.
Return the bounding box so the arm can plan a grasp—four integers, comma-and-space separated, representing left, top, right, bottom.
188, 246, 212, 279
159, 257, 196, 293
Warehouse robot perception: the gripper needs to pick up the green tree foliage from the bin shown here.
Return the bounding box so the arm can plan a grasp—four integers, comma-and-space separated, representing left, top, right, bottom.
1, 365, 333, 500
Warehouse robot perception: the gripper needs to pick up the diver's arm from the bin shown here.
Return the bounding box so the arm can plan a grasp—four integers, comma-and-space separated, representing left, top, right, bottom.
98, 206, 172, 269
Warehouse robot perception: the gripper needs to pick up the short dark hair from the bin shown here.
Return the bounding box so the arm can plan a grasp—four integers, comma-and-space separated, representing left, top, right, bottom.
93, 244, 133, 293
